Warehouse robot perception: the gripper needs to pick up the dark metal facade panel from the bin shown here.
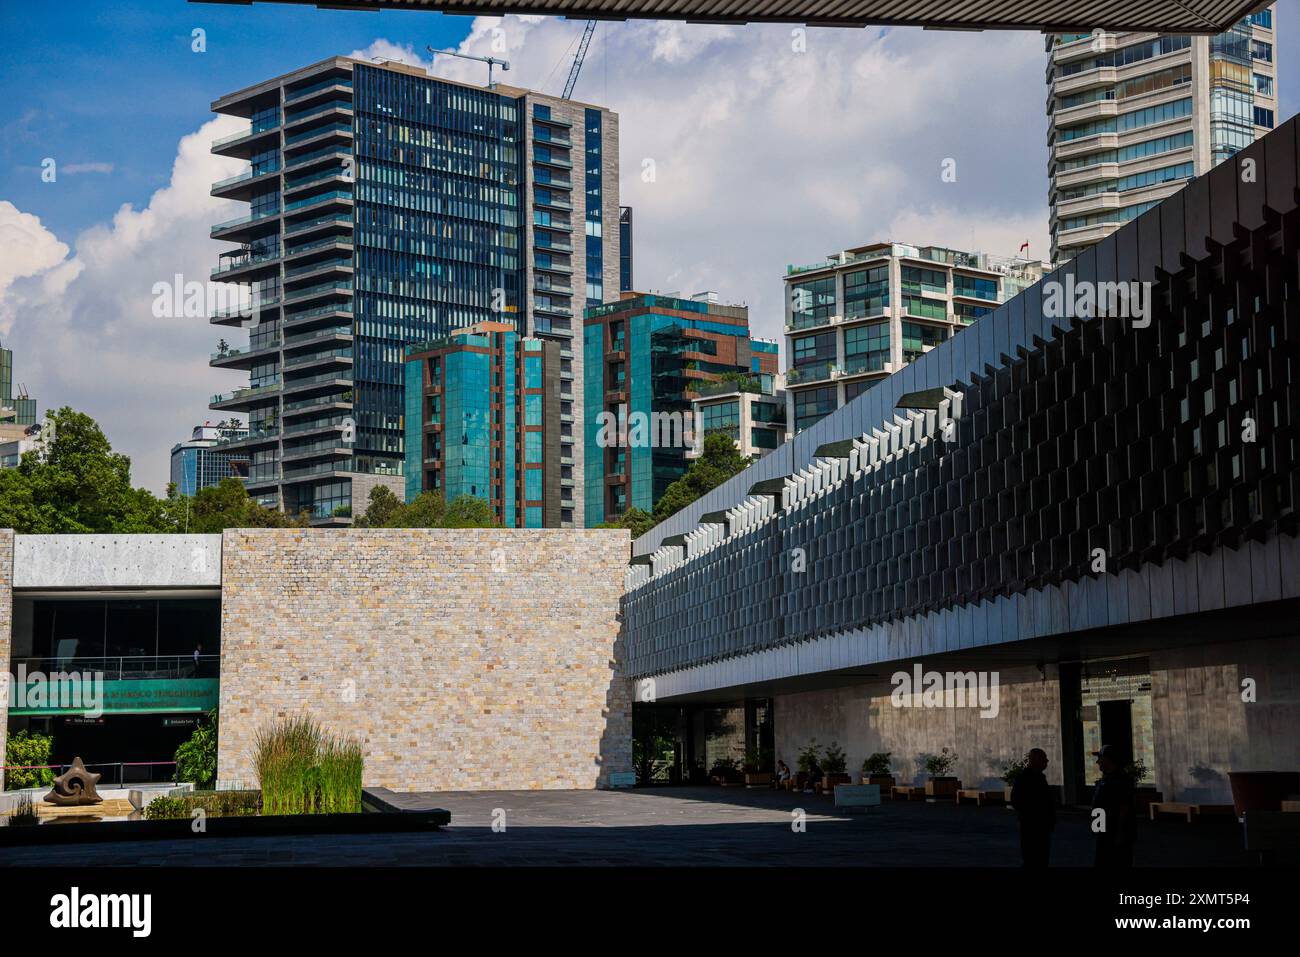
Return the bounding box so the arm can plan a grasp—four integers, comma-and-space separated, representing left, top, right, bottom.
204, 0, 1269, 33
624, 146, 1300, 675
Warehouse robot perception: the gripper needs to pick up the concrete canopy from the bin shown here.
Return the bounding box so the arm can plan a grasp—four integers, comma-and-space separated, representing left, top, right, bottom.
193, 0, 1267, 33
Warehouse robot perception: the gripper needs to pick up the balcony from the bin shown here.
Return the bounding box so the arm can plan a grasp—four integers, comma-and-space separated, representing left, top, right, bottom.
210, 381, 282, 411
786, 362, 840, 385
212, 121, 280, 157
284, 142, 352, 173
283, 347, 353, 373
211, 246, 280, 280
284, 212, 352, 239
282, 279, 353, 307
210, 208, 280, 240
532, 151, 573, 170
284, 324, 352, 350
284, 101, 354, 131
284, 121, 352, 151
210, 339, 280, 369
211, 164, 280, 200
282, 369, 353, 397
283, 392, 352, 419
284, 75, 353, 107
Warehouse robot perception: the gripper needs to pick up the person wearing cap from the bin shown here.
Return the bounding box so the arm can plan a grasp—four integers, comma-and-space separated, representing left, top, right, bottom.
1091, 744, 1136, 867
1010, 748, 1055, 866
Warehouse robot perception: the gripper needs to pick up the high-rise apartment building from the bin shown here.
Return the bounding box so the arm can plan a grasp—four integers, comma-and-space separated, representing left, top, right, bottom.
583, 291, 780, 525
403, 321, 570, 527
1047, 6, 1278, 262
783, 242, 1048, 434
0, 345, 37, 428
208, 57, 620, 525
170, 422, 251, 496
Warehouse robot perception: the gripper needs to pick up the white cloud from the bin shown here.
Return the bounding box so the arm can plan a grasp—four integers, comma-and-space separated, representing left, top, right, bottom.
423, 18, 1052, 339
2, 20, 1053, 495
0, 115, 245, 494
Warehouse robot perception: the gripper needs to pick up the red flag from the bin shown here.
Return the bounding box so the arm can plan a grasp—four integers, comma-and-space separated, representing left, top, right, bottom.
1019, 241, 1030, 253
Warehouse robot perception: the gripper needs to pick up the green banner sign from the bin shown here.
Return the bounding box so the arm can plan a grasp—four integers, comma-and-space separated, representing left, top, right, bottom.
8, 678, 219, 716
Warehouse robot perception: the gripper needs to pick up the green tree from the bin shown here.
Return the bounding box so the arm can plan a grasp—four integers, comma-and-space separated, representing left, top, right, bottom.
0, 408, 171, 533
169, 477, 304, 532
355, 485, 496, 529
597, 507, 655, 539
650, 430, 750, 525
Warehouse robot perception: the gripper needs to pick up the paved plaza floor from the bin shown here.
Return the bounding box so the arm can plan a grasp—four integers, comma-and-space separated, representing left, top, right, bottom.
0, 785, 1256, 867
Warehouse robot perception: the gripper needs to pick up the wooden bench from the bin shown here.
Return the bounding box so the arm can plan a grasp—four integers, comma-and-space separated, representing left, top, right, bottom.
891, 785, 926, 801
956, 788, 1006, 807
1148, 801, 1236, 822
1280, 800, 1300, 813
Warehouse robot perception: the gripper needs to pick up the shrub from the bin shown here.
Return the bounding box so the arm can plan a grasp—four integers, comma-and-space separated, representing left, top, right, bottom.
253, 716, 362, 815
8, 792, 38, 826
861, 752, 893, 776
185, 790, 261, 818
1000, 754, 1030, 785
796, 739, 823, 773
144, 796, 188, 820
5, 730, 55, 790
821, 741, 847, 775
923, 747, 958, 778
174, 709, 218, 788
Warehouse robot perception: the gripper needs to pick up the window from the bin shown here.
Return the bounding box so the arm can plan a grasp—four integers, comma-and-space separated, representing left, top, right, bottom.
1251, 40, 1272, 62
525, 393, 542, 426
1118, 97, 1192, 132
525, 468, 542, 500
700, 401, 739, 438
524, 431, 542, 464
904, 296, 947, 320
751, 428, 779, 450
792, 331, 835, 372
952, 274, 998, 301
902, 321, 947, 362
901, 265, 946, 296
1254, 73, 1274, 96
844, 265, 888, 318
1254, 107, 1275, 128
793, 386, 836, 432
1249, 9, 1272, 28
789, 276, 836, 328
844, 322, 889, 374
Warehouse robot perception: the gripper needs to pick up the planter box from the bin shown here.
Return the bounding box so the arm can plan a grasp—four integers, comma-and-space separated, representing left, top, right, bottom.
744, 772, 773, 787
1228, 772, 1300, 815
834, 784, 881, 810
863, 774, 895, 790
1133, 788, 1163, 814
925, 777, 961, 799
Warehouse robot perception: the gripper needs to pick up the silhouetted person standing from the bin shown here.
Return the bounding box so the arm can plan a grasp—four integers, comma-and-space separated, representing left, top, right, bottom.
1091, 745, 1136, 867
1010, 748, 1055, 867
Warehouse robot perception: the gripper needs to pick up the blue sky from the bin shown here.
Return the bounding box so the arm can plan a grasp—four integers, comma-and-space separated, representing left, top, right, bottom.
0, 1, 472, 239
0, 2, 1296, 493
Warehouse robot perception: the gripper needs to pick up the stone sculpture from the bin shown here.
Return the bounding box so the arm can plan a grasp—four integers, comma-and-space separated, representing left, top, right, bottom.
42, 756, 104, 806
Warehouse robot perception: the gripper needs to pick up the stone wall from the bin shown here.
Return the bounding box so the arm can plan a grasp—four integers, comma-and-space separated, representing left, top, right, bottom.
774, 666, 1064, 790
0, 530, 11, 790
1151, 635, 1300, 803
216, 528, 631, 791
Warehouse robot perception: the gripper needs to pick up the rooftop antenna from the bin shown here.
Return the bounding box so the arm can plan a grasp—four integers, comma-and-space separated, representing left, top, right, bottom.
426, 45, 510, 89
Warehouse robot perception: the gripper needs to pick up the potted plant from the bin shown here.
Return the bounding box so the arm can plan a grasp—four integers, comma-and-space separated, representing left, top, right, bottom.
861, 752, 895, 790
797, 739, 823, 792
1124, 760, 1162, 813
743, 744, 774, 787
1000, 753, 1030, 802
923, 747, 961, 799
820, 741, 851, 793
709, 755, 743, 786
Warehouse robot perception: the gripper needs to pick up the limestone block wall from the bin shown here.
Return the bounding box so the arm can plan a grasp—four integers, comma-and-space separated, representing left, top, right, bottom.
0, 530, 12, 790
216, 528, 631, 792
773, 666, 1064, 790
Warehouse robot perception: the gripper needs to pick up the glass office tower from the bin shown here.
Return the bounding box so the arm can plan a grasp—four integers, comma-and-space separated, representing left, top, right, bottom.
0, 345, 37, 427
209, 57, 620, 525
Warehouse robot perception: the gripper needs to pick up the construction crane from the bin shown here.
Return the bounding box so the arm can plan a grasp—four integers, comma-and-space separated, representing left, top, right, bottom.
562, 20, 597, 99
425, 45, 510, 89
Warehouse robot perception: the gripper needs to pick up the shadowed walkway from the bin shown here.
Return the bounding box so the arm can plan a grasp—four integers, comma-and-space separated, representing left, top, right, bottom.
0, 786, 1257, 867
